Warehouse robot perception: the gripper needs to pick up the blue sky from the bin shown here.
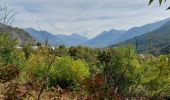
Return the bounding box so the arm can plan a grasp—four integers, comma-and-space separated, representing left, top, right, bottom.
2, 0, 170, 38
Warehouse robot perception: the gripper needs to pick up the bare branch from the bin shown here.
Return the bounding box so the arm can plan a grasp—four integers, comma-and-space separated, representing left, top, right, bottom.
5, 12, 17, 25
0, 4, 17, 26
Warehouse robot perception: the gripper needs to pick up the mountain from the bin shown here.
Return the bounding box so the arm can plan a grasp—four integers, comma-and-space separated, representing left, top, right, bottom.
23, 17, 170, 48
112, 20, 170, 54
57, 33, 88, 46
0, 24, 36, 45
112, 18, 170, 45
24, 28, 64, 46
24, 28, 88, 46
70, 33, 88, 42
83, 29, 126, 48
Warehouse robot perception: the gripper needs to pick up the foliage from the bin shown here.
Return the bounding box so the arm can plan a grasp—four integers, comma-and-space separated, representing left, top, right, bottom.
149, 0, 170, 9
142, 55, 170, 98
68, 46, 100, 75
24, 52, 90, 90
0, 33, 21, 83
0, 33, 170, 99
161, 45, 170, 54
22, 44, 32, 59
55, 45, 68, 57
50, 56, 90, 89
113, 21, 170, 55
1, 1, 170, 99
96, 46, 144, 98
149, 0, 166, 5
0, 33, 17, 66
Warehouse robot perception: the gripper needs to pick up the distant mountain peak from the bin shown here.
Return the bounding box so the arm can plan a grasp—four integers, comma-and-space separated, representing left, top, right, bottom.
24, 28, 40, 31
25, 28, 89, 46
98, 29, 126, 37
113, 19, 170, 53
70, 33, 82, 37
83, 29, 126, 48
70, 33, 88, 40
70, 33, 79, 36
110, 29, 126, 32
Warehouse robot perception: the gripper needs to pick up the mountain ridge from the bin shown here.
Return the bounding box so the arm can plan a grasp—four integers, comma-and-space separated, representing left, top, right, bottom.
83, 29, 126, 48
24, 28, 63, 46
24, 17, 170, 48
0, 24, 36, 45
112, 17, 170, 45
112, 20, 170, 54
24, 28, 88, 46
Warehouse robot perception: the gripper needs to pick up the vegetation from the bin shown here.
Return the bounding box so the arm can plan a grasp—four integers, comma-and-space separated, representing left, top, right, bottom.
0, 1, 170, 99
149, 0, 170, 9
0, 32, 170, 99
112, 21, 170, 55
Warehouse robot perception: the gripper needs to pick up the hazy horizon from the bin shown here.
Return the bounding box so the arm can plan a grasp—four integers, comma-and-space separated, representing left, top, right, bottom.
2, 0, 170, 38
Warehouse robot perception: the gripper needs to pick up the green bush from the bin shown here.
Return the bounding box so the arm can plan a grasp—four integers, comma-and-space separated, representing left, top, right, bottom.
0, 33, 22, 83
25, 53, 47, 84
50, 56, 90, 89
25, 54, 90, 89
0, 33, 17, 66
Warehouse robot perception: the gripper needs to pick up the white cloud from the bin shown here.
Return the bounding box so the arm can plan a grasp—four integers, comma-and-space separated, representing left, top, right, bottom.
2, 0, 170, 38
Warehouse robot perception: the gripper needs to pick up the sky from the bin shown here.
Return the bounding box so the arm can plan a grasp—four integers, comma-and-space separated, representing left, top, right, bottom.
2, 0, 170, 38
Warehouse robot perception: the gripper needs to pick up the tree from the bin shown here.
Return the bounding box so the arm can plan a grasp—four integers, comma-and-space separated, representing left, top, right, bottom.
22, 44, 32, 59
142, 55, 170, 99
149, 0, 170, 9
0, 4, 17, 26
55, 45, 68, 57
161, 45, 170, 54
50, 56, 90, 90
95, 46, 143, 99
0, 33, 19, 83
0, 33, 17, 66
26, 55, 90, 90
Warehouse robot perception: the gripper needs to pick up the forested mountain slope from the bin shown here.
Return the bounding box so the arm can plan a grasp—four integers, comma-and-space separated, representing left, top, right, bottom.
83, 29, 126, 48
112, 17, 170, 45
0, 24, 36, 45
112, 21, 170, 54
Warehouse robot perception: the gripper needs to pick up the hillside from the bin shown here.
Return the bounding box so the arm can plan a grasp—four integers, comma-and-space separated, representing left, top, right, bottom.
24, 28, 88, 46
0, 24, 36, 45
81, 18, 170, 48
112, 20, 170, 54
83, 29, 126, 48
112, 17, 170, 45
24, 28, 64, 46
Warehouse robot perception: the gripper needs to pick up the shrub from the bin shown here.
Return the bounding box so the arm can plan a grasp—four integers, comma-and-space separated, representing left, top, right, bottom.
22, 44, 32, 59
50, 56, 90, 89
0, 33, 17, 66
25, 54, 90, 89
0, 33, 20, 83
25, 54, 47, 85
